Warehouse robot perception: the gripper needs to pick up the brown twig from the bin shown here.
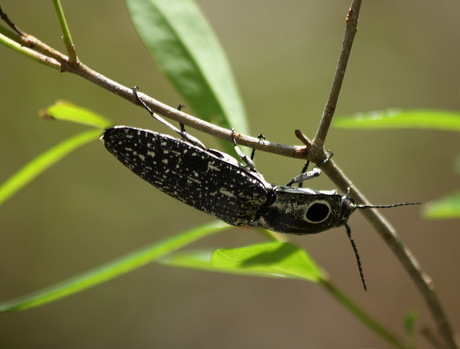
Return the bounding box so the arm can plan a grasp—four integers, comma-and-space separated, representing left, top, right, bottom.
0, 7, 302, 159
295, 0, 457, 347
0, 6, 24, 36
70, 61, 305, 158
297, 129, 457, 349
312, 1, 361, 149
322, 155, 457, 349
422, 326, 447, 349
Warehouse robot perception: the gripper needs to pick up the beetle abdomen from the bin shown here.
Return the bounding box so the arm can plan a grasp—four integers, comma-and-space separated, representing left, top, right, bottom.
102, 126, 270, 226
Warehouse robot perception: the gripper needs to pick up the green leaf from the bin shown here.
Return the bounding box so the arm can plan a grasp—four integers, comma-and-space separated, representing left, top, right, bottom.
0, 221, 230, 312
423, 192, 460, 219
404, 311, 419, 339
40, 101, 113, 129
334, 109, 460, 132
0, 130, 101, 206
126, 0, 248, 148
159, 249, 216, 271
161, 242, 323, 281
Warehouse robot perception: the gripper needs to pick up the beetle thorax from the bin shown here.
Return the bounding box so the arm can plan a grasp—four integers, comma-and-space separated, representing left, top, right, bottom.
249, 187, 357, 235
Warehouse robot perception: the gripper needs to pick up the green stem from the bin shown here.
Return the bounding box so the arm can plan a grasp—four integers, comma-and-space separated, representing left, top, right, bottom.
320, 278, 409, 349
0, 22, 20, 41
0, 32, 60, 69
52, 0, 77, 61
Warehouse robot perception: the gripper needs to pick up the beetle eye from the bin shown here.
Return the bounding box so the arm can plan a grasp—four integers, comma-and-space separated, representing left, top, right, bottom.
305, 201, 331, 223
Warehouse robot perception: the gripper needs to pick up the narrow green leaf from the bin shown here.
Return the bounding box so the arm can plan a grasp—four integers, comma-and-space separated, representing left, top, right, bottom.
404, 311, 419, 339
161, 242, 323, 281
126, 0, 248, 141
0, 221, 230, 312
162, 242, 409, 348
159, 249, 216, 271
40, 101, 113, 129
0, 130, 101, 206
334, 109, 460, 132
423, 192, 460, 219
212, 242, 322, 280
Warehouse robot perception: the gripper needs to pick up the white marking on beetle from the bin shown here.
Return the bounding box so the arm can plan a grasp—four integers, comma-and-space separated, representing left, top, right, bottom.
187, 176, 201, 184
208, 163, 220, 171
220, 188, 236, 198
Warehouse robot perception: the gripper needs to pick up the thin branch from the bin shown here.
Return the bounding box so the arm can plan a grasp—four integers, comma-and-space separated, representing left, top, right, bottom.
299, 1, 457, 346
422, 326, 446, 349
312, 0, 361, 149
52, 0, 78, 62
296, 131, 457, 349
0, 6, 24, 36
0, 7, 302, 159
69, 61, 304, 158
0, 33, 61, 69
0, 7, 70, 69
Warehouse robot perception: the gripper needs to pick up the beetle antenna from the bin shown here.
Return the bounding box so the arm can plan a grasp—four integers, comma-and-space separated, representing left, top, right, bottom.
345, 223, 367, 291
357, 202, 421, 209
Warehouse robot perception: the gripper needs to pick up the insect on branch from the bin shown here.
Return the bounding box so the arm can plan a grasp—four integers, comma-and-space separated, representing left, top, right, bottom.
1, 4, 458, 348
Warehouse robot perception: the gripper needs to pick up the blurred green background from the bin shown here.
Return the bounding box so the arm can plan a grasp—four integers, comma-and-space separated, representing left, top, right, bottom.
1, 1, 459, 348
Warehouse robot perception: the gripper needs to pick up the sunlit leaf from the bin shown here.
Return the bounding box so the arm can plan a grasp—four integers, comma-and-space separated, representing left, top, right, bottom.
161, 241, 323, 281
334, 109, 460, 131
0, 221, 230, 312
126, 0, 248, 153
0, 130, 100, 206
404, 311, 419, 338
40, 101, 112, 129
423, 192, 460, 219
